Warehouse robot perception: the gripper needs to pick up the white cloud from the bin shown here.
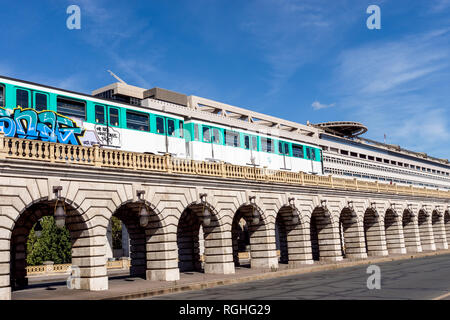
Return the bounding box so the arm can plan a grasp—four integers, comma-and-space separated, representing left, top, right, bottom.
311, 101, 335, 110
330, 28, 450, 159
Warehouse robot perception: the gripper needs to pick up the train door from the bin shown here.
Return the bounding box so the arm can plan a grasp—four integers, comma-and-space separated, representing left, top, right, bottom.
166, 117, 180, 156
279, 141, 291, 170
244, 135, 260, 166
201, 125, 216, 160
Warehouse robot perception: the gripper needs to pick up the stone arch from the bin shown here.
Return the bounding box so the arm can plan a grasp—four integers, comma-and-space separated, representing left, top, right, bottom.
338, 207, 366, 259
176, 200, 232, 274
418, 209, 436, 251
309, 206, 342, 262
9, 196, 96, 292
383, 208, 406, 254
111, 199, 166, 279
275, 205, 312, 266
231, 202, 278, 269
363, 208, 387, 256
432, 210, 448, 250
402, 208, 422, 253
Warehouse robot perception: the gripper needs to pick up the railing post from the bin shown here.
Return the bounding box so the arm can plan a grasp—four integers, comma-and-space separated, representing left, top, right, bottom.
329, 175, 334, 188
300, 171, 304, 185
165, 153, 172, 173
132, 152, 137, 170
93, 144, 102, 167
220, 161, 227, 178
354, 178, 358, 190
0, 132, 6, 160
376, 181, 380, 193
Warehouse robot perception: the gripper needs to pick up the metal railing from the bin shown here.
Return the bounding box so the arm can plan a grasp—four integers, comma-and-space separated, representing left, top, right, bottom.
1, 135, 449, 199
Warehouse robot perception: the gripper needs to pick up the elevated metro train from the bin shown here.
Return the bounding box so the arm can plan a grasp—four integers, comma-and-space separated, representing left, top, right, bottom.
0, 75, 323, 174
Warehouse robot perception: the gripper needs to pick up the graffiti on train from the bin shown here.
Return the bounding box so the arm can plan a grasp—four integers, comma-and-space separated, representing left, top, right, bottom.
0, 107, 85, 145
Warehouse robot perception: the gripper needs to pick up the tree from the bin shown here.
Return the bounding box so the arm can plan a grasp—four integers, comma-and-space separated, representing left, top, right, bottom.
111, 216, 122, 249
26, 216, 72, 266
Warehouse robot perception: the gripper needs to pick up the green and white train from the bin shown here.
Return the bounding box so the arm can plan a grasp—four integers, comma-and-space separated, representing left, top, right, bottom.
0, 75, 323, 174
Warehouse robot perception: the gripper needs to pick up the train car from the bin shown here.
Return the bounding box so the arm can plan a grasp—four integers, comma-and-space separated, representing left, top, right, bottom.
184, 119, 323, 174
0, 75, 323, 174
0, 76, 186, 157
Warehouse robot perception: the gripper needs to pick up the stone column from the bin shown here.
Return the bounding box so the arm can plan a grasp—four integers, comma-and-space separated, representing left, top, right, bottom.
316, 217, 343, 262
146, 215, 180, 281
203, 230, 235, 274
343, 219, 368, 259
402, 215, 422, 253
286, 221, 313, 266
364, 212, 389, 256
418, 213, 436, 251
432, 213, 448, 250
0, 236, 11, 300
249, 223, 278, 269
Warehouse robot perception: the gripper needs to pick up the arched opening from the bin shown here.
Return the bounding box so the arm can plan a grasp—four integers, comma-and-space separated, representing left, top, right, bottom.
112, 202, 150, 278
10, 199, 87, 291
363, 208, 383, 256
432, 211, 447, 250
402, 209, 421, 253
232, 217, 250, 267
177, 207, 203, 273
275, 216, 288, 264
418, 210, 435, 251
384, 209, 405, 254
231, 203, 276, 269
338, 208, 360, 259
309, 207, 339, 262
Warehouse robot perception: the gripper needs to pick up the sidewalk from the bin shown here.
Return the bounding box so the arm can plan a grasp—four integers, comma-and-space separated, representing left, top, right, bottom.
12, 249, 450, 300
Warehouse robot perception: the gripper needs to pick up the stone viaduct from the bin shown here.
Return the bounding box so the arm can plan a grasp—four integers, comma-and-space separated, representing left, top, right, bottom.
0, 135, 449, 300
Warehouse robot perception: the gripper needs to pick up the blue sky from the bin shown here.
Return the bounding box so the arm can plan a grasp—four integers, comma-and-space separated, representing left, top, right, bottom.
1, 0, 450, 158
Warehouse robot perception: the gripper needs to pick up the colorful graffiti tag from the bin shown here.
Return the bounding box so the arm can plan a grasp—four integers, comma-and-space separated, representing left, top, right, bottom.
0, 107, 85, 145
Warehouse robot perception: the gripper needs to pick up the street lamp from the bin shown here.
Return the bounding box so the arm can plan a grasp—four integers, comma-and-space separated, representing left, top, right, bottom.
200, 193, 211, 226
53, 186, 66, 229
137, 190, 149, 227
249, 196, 259, 225
34, 219, 43, 238
321, 199, 330, 218
288, 197, 300, 224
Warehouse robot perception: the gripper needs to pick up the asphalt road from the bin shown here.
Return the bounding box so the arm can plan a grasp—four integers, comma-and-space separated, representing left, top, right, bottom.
144, 253, 450, 300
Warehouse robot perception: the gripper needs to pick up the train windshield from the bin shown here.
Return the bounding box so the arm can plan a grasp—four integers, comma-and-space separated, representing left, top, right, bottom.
35, 93, 48, 111
16, 89, 29, 108
167, 119, 175, 136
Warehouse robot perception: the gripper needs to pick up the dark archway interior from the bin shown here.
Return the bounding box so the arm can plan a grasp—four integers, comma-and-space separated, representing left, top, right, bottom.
113, 203, 148, 278
309, 208, 331, 261
339, 208, 356, 258
275, 215, 288, 264
177, 207, 203, 273
231, 209, 251, 267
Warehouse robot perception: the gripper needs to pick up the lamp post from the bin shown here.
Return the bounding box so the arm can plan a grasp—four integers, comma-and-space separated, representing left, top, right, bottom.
137, 190, 149, 227
288, 197, 300, 224
371, 202, 379, 217
321, 199, 330, 217
249, 196, 260, 225
200, 193, 211, 226
53, 186, 66, 229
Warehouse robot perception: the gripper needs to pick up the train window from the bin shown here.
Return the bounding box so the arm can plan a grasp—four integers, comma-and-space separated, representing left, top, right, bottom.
156, 117, 165, 134
35, 93, 48, 111
167, 119, 175, 136
57, 97, 86, 120
292, 144, 303, 158
109, 108, 120, 126
16, 89, 29, 108
252, 136, 258, 151
244, 136, 250, 149
95, 105, 105, 124
126, 110, 149, 131
261, 138, 273, 153
203, 126, 211, 142
0, 85, 4, 107
213, 128, 221, 144
194, 124, 199, 140
225, 130, 240, 147
179, 122, 184, 138
306, 148, 316, 160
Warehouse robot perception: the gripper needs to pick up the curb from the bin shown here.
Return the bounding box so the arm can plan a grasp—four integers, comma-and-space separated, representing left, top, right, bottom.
104, 249, 450, 300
